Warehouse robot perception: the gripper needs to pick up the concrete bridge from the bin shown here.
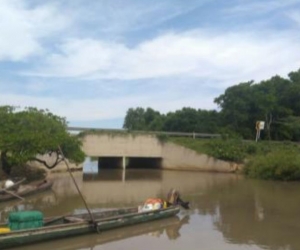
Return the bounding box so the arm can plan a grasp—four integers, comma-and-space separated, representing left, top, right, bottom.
78, 131, 238, 173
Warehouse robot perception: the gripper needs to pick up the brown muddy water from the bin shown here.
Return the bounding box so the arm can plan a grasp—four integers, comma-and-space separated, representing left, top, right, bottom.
1, 169, 300, 250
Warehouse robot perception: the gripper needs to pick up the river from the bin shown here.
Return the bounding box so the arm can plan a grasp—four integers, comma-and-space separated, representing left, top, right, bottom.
1, 165, 300, 250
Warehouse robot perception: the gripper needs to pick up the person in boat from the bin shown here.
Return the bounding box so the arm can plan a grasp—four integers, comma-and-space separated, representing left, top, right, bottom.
166, 188, 190, 209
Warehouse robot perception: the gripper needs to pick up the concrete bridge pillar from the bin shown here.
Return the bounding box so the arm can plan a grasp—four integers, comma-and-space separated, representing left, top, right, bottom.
122, 156, 126, 170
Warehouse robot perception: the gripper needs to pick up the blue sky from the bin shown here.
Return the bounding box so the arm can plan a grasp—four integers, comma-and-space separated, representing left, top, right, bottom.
1, 0, 300, 128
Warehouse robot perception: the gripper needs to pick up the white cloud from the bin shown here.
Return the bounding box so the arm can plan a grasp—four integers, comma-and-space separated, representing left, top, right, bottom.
0, 93, 129, 121
2, 0, 300, 127
0, 0, 69, 61
31, 30, 300, 87
0, 82, 218, 123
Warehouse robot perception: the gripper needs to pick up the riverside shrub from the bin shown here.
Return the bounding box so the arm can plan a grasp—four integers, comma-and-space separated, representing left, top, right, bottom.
10, 164, 46, 182
170, 136, 300, 181
204, 139, 248, 163
244, 149, 300, 181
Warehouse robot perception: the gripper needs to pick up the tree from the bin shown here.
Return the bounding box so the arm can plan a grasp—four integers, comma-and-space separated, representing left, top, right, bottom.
163, 108, 199, 132
144, 108, 163, 131
0, 106, 85, 175
123, 107, 146, 130
122, 68, 300, 140
123, 107, 222, 133
251, 76, 292, 140
287, 69, 300, 115
214, 81, 255, 138
123, 107, 163, 131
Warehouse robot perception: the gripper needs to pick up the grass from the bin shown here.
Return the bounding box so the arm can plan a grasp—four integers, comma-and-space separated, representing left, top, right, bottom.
169, 137, 300, 181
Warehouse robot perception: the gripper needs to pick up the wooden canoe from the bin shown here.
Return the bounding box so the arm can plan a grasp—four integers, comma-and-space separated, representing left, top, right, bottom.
0, 206, 180, 249
0, 180, 53, 202
22, 215, 188, 250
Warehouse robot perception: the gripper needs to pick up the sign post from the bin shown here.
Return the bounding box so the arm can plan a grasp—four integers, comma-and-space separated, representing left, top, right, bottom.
255, 121, 265, 142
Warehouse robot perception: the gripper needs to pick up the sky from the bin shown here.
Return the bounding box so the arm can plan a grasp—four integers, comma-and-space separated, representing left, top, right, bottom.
1, 0, 300, 128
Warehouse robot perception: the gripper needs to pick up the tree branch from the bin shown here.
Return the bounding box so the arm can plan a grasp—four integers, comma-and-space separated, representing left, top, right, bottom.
31, 151, 64, 169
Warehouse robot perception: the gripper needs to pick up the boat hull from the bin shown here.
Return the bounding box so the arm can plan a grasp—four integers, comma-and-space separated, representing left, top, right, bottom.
0, 180, 53, 203
0, 206, 180, 249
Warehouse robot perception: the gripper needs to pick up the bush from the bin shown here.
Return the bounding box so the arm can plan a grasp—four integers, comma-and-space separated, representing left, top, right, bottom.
10, 164, 47, 182
244, 149, 300, 181
245, 143, 257, 155
170, 136, 300, 181
204, 138, 247, 163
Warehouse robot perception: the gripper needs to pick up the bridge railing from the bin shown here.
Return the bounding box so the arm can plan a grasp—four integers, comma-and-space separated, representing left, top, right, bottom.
67, 127, 221, 139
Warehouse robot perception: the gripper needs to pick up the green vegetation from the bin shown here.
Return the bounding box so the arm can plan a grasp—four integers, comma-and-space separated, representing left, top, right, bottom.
78, 129, 153, 138
123, 68, 300, 181
169, 137, 253, 163
0, 106, 85, 179
10, 164, 47, 182
169, 136, 300, 180
244, 149, 300, 181
78, 129, 170, 145
2, 69, 300, 182
123, 69, 300, 141
123, 107, 221, 134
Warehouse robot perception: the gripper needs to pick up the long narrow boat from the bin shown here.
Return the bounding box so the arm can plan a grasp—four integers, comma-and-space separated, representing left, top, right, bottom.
21, 215, 187, 250
0, 180, 53, 202
0, 206, 180, 249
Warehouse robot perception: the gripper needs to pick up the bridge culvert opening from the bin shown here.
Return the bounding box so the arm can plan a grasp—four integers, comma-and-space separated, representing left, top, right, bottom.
126, 157, 162, 169
98, 157, 123, 169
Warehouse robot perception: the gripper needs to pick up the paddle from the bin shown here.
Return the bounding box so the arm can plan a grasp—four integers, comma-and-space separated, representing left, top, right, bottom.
58, 146, 96, 225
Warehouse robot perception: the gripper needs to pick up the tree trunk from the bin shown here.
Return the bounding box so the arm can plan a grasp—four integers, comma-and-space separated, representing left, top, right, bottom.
265, 113, 273, 140
0, 151, 11, 175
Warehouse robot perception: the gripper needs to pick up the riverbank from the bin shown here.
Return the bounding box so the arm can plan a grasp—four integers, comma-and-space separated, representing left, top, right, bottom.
2, 137, 299, 182
170, 137, 300, 181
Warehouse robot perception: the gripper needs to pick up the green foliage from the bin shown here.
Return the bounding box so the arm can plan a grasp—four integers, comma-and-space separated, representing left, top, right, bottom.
0, 106, 85, 174
214, 81, 254, 134
123, 107, 222, 133
123, 107, 163, 131
204, 139, 248, 163
10, 165, 46, 182
170, 137, 300, 181
170, 137, 244, 162
60, 136, 85, 164
170, 137, 258, 163
244, 148, 300, 181
162, 108, 221, 133
214, 70, 300, 140
123, 68, 300, 141
169, 137, 208, 153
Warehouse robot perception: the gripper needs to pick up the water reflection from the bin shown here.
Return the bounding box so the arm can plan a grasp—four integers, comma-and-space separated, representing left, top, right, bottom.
2, 169, 300, 250
82, 157, 98, 174
83, 169, 162, 182
0, 190, 57, 222
194, 179, 300, 250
